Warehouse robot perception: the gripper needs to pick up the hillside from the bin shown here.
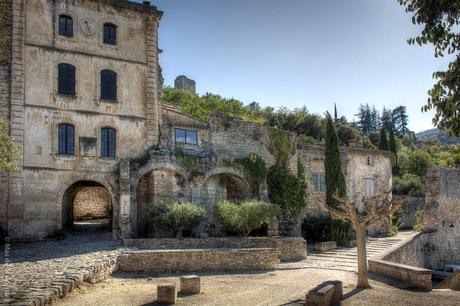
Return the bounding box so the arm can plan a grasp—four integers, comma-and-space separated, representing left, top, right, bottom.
416, 128, 460, 145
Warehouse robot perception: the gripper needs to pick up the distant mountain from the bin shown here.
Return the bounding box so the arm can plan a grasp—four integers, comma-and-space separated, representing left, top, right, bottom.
415, 128, 460, 145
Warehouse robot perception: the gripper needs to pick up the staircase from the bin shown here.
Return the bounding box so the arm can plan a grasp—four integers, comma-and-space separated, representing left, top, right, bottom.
280, 231, 415, 272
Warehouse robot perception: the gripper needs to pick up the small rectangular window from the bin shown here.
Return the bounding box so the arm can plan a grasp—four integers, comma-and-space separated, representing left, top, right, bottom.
311, 173, 319, 191
58, 124, 75, 155
103, 23, 117, 45
175, 128, 198, 145
320, 173, 326, 192
59, 15, 73, 37
364, 178, 376, 198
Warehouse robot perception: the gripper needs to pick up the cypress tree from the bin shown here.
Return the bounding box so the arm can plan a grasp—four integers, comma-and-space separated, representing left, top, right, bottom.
388, 126, 398, 174
325, 112, 347, 208
378, 127, 389, 151
334, 103, 338, 122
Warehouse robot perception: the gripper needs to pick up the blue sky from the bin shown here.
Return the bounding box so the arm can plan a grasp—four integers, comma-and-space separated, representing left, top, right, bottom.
145, 0, 452, 132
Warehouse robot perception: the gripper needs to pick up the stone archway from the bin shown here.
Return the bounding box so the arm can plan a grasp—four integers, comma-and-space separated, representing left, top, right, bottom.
135, 166, 190, 237
60, 179, 114, 232
203, 167, 250, 206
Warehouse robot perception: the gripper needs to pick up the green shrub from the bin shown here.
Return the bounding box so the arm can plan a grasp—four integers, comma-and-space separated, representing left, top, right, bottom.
216, 200, 279, 236
390, 208, 402, 236
414, 209, 425, 232
301, 216, 355, 245
146, 201, 206, 236
393, 175, 425, 197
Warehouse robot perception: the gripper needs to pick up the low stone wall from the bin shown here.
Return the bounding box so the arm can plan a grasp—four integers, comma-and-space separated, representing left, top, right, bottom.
117, 248, 280, 273
123, 237, 307, 261
368, 232, 432, 291
368, 259, 432, 291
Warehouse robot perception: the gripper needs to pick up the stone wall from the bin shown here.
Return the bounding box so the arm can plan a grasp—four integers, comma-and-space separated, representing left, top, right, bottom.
73, 187, 111, 220
397, 196, 425, 229
117, 248, 280, 273
123, 237, 307, 261
368, 232, 432, 291
423, 167, 460, 269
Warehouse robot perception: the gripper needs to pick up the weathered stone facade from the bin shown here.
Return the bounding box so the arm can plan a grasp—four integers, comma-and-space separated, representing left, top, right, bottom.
1, 0, 395, 241
1, 0, 163, 240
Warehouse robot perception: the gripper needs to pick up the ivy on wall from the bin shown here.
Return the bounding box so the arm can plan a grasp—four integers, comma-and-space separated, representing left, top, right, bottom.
269, 129, 295, 167
235, 153, 268, 197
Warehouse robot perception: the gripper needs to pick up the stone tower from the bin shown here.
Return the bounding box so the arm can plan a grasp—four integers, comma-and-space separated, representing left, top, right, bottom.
174, 75, 196, 94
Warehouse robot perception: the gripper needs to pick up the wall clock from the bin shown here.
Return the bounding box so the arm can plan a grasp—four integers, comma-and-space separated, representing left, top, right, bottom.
80, 19, 97, 37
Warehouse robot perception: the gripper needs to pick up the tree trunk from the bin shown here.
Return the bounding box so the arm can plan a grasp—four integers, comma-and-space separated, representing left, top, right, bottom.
355, 226, 371, 288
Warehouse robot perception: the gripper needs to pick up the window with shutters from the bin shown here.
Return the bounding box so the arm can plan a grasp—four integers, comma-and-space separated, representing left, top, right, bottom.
101, 127, 116, 158
103, 23, 117, 45
100, 70, 117, 101
311, 172, 326, 192
175, 128, 198, 145
58, 15, 73, 37
57, 63, 76, 95
58, 124, 75, 155
364, 178, 376, 198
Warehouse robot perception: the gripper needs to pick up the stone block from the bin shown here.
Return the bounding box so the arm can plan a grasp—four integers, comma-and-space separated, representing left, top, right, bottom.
305, 284, 335, 306
305, 280, 343, 306
315, 241, 337, 252
157, 283, 177, 305
180, 275, 201, 294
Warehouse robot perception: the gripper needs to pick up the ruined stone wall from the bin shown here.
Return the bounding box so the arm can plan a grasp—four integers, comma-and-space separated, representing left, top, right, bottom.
209, 112, 298, 172
423, 167, 460, 269
73, 187, 111, 220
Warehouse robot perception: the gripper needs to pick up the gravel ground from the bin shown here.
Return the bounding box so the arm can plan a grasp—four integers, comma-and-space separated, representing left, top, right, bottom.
58, 270, 460, 306
0, 229, 123, 304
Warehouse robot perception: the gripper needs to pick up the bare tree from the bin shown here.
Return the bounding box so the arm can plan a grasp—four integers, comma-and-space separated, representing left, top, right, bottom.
322, 190, 407, 288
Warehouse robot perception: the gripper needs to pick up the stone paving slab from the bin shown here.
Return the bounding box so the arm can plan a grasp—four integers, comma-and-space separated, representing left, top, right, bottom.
0, 231, 125, 305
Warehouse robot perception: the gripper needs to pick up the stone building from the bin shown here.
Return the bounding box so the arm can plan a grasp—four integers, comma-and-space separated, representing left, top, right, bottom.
0, 0, 163, 239
174, 75, 196, 94
0, 0, 395, 241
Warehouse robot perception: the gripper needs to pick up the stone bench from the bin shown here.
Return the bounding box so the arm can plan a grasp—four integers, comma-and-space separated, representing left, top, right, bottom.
314, 241, 337, 252
305, 280, 343, 306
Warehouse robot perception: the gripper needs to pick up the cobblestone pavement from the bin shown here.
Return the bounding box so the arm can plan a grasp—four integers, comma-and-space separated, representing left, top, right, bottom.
280, 231, 416, 272
0, 229, 124, 305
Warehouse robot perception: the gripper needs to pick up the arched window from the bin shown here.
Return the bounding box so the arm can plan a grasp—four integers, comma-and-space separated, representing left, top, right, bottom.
103, 23, 117, 45
58, 63, 76, 95
101, 127, 116, 158
59, 15, 73, 37
100, 69, 117, 100
58, 124, 75, 155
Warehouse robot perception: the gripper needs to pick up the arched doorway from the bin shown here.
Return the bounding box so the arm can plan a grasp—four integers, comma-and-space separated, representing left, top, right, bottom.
62, 180, 113, 232
204, 172, 249, 205
136, 168, 189, 237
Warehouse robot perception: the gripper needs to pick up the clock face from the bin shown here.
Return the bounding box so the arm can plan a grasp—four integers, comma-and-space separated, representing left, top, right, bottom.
80, 19, 97, 37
